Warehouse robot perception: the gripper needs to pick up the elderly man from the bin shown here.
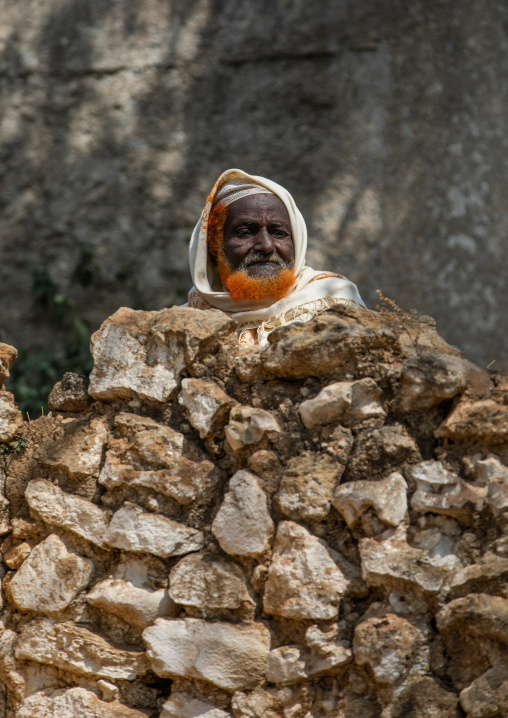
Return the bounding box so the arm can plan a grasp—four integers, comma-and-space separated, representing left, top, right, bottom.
186, 169, 365, 347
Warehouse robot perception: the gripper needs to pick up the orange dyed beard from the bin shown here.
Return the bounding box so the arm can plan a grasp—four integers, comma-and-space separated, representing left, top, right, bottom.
223, 267, 296, 302
207, 202, 296, 303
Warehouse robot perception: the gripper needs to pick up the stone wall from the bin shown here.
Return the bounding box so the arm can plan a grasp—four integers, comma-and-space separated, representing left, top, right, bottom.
2, 1, 508, 367
0, 304, 508, 717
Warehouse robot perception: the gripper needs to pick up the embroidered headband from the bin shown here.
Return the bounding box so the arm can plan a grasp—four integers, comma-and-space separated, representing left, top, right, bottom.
212, 179, 274, 208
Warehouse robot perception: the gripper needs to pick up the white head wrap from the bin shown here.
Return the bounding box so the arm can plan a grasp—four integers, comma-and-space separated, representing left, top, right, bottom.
212, 179, 274, 208
186, 168, 365, 343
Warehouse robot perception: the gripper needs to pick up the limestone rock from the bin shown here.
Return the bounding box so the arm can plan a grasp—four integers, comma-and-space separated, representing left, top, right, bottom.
0, 390, 23, 442
346, 424, 421, 481
87, 578, 175, 630
0, 343, 17, 385
89, 309, 179, 402
235, 308, 400, 381
99, 456, 219, 507
306, 642, 352, 678
275, 452, 344, 522
7, 534, 93, 614
3, 540, 31, 569
349, 377, 386, 422
143, 617, 270, 692
41, 417, 108, 480
266, 645, 307, 685
302, 624, 353, 678
387, 677, 459, 718
106, 502, 204, 557
212, 471, 273, 557
263, 521, 348, 620
98, 680, 120, 702
161, 693, 229, 718
299, 377, 385, 430
47, 372, 92, 413
360, 530, 455, 594
16, 687, 149, 718
99, 414, 220, 506
333, 472, 408, 528
435, 399, 508, 445
436, 593, 508, 644
353, 613, 428, 685
178, 378, 234, 438
89, 306, 232, 402
168, 552, 254, 613
468, 455, 508, 518
448, 559, 508, 599
16, 619, 149, 679
486, 482, 508, 518
471, 455, 508, 486
409, 460, 484, 522
394, 353, 482, 413
231, 684, 312, 717
25, 479, 111, 548
460, 665, 508, 718
225, 406, 280, 452
299, 381, 351, 429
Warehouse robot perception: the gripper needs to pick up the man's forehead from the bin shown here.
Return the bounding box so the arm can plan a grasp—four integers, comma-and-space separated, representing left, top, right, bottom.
226, 194, 290, 220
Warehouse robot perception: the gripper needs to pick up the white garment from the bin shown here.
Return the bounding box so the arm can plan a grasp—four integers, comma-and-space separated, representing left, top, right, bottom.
185, 168, 366, 346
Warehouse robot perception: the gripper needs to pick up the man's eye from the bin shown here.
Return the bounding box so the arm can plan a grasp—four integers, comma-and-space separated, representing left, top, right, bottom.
236, 229, 254, 238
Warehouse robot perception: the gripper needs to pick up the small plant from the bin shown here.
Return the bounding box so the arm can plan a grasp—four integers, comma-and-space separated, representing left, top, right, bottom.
0, 437, 29, 455
7, 263, 94, 419
375, 290, 422, 354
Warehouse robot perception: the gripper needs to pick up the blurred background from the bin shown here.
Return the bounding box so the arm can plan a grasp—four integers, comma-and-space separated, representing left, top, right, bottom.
1, 0, 507, 415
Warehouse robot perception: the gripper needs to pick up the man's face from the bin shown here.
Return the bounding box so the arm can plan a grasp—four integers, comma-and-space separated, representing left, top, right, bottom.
222, 194, 294, 278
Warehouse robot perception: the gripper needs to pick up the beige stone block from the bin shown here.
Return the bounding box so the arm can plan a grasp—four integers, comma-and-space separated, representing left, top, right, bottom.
106, 502, 203, 557
143, 617, 270, 692
275, 452, 344, 522
266, 646, 307, 685
88, 306, 232, 402
178, 378, 234, 438
0, 343, 17, 384
41, 418, 108, 480
333, 472, 408, 528
225, 406, 280, 452
0, 390, 23, 442
299, 377, 384, 430
409, 460, 484, 522
16, 687, 149, 717
160, 693, 229, 718
263, 521, 348, 620
25, 479, 111, 548
212, 470, 273, 557
460, 665, 508, 718
87, 578, 175, 630
169, 552, 254, 612
8, 534, 93, 613
15, 619, 149, 680
360, 529, 455, 594
353, 613, 428, 685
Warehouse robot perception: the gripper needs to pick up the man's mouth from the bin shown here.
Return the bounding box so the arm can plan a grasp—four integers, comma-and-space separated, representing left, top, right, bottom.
238, 253, 286, 271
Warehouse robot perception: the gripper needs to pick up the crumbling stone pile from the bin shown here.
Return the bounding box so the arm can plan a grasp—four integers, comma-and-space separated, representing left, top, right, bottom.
0, 304, 508, 718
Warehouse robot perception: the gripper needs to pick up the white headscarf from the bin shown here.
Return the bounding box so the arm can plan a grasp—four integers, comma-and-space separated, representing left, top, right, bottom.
186, 168, 366, 345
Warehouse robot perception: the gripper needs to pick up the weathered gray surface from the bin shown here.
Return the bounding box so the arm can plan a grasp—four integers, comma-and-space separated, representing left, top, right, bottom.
1, 0, 508, 366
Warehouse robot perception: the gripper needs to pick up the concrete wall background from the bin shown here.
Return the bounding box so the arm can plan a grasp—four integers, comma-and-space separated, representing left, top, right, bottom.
1, 0, 508, 368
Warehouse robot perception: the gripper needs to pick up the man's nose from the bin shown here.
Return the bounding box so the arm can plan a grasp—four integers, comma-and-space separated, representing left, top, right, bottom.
254, 227, 275, 253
